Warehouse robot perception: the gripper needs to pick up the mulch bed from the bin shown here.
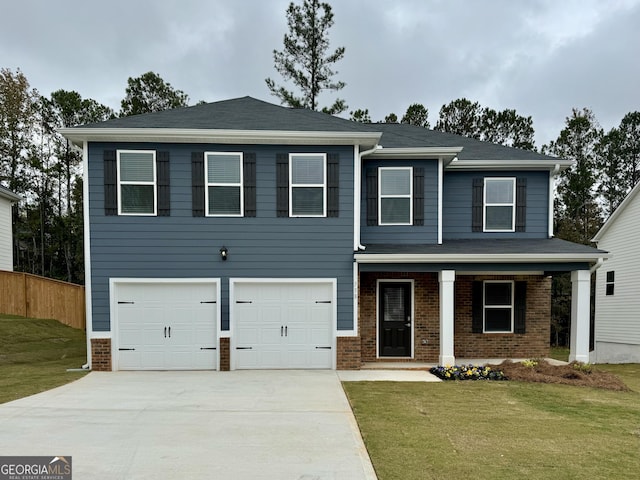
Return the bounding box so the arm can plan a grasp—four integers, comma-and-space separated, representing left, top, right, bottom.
489, 360, 629, 391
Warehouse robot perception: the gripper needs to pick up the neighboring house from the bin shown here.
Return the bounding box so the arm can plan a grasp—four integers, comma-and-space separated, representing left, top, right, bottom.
0, 185, 20, 271
60, 96, 608, 371
592, 183, 640, 363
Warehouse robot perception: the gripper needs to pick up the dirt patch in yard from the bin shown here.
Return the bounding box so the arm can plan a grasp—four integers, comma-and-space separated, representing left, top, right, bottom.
491, 360, 630, 391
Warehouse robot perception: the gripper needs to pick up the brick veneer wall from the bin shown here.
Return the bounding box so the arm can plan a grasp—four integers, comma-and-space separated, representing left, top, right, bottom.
219, 337, 230, 371
336, 336, 361, 369
91, 338, 112, 371
454, 275, 551, 358
359, 272, 551, 363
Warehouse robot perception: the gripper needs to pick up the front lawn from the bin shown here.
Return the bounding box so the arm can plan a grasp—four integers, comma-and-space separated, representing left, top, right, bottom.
0, 314, 88, 404
343, 365, 640, 480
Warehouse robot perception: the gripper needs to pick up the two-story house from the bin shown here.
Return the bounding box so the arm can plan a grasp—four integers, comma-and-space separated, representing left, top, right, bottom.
61, 97, 607, 371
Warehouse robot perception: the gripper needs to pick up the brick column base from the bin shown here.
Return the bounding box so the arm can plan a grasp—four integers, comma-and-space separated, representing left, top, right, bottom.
219, 337, 230, 371
91, 338, 112, 371
336, 337, 361, 370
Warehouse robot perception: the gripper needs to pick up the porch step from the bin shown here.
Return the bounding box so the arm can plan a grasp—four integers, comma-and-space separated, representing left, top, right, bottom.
361, 362, 435, 371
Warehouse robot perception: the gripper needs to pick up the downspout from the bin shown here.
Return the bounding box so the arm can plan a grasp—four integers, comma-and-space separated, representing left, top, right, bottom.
590, 257, 604, 274
356, 144, 381, 251
548, 163, 561, 238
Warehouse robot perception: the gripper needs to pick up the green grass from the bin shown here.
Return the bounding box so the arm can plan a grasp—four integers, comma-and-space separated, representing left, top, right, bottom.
549, 346, 570, 361
344, 365, 640, 480
0, 314, 88, 404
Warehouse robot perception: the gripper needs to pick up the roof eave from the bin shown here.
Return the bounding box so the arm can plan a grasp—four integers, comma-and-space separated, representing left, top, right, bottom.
58, 127, 382, 149
593, 181, 640, 243
354, 253, 610, 264
0, 189, 21, 202
365, 146, 463, 162
446, 159, 573, 171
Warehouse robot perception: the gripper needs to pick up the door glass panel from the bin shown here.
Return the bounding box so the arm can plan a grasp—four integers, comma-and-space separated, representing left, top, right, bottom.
383, 287, 405, 322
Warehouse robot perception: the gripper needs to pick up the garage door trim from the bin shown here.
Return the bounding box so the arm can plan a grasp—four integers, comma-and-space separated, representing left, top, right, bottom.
229, 278, 337, 370
110, 278, 221, 371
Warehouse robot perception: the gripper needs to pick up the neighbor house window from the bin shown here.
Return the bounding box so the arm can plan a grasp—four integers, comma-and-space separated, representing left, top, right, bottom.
290, 153, 326, 216
379, 167, 412, 225
206, 152, 243, 216
484, 178, 515, 231
484, 281, 514, 333
606, 271, 615, 296
117, 150, 156, 215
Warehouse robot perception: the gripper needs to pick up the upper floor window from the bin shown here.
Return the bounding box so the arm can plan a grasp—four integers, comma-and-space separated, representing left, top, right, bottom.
484, 178, 515, 232
206, 152, 243, 216
483, 281, 514, 333
289, 153, 326, 217
117, 150, 156, 215
379, 167, 413, 225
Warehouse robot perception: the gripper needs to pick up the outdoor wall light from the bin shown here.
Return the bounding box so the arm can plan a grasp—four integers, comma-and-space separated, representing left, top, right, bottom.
219, 246, 228, 261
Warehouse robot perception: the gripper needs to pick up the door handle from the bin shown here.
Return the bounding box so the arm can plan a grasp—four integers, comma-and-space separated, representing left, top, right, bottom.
404, 323, 411, 328
168, 326, 171, 338
164, 327, 167, 338
281, 326, 283, 337
285, 326, 288, 337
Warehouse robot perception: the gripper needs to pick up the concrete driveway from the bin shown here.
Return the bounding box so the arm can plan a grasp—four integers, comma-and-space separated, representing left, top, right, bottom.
0, 371, 376, 479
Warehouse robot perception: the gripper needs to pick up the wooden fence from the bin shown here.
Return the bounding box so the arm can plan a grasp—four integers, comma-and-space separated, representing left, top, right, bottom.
0, 270, 85, 329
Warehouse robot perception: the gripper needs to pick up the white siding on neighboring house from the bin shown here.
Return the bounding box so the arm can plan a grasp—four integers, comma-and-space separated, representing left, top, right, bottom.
593, 184, 640, 363
0, 196, 14, 271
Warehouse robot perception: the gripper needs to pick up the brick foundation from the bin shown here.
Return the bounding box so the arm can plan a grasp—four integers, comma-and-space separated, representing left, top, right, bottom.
336, 337, 362, 369
91, 338, 112, 371
219, 337, 230, 371
359, 272, 551, 363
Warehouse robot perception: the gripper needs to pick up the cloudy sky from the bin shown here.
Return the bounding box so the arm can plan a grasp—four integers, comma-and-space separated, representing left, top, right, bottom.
2, 0, 639, 146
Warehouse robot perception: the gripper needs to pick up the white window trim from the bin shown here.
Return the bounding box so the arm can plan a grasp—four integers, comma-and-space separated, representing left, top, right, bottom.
289, 153, 327, 217
205, 152, 244, 217
483, 280, 514, 333
117, 150, 157, 216
483, 177, 516, 232
378, 166, 413, 226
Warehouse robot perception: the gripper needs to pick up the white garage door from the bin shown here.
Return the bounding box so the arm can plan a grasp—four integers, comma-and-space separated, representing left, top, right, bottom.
115, 281, 218, 370
233, 281, 334, 369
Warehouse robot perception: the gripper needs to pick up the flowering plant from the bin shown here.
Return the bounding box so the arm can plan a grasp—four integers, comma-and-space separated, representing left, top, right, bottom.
429, 364, 506, 381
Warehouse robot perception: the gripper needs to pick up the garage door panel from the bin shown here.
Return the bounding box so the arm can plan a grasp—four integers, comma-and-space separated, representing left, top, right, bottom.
116, 282, 218, 370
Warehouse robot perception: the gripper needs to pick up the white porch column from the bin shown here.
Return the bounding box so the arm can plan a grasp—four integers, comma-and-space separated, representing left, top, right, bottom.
569, 270, 591, 363
439, 270, 456, 365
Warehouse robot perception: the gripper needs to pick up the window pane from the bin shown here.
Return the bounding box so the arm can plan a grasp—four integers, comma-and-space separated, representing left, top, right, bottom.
486, 206, 513, 230
207, 154, 240, 184
381, 198, 410, 224
208, 186, 240, 215
606, 284, 614, 296
606, 271, 615, 283
485, 308, 512, 332
486, 179, 514, 203
485, 282, 512, 306
383, 287, 406, 322
120, 152, 154, 182
292, 187, 323, 215
121, 185, 154, 214
380, 169, 411, 195
292, 156, 324, 184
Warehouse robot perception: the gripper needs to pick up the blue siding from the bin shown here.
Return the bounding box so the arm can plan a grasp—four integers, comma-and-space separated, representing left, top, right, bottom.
443, 171, 549, 239
88, 143, 355, 331
360, 159, 439, 244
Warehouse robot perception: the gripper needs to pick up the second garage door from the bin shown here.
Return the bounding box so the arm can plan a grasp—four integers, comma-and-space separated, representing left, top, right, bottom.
233, 281, 334, 369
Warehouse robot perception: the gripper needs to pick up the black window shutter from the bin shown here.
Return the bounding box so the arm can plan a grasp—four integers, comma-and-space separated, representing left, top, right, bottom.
157, 151, 170, 216
327, 153, 339, 217
276, 153, 289, 217
514, 281, 527, 334
472, 178, 483, 232
243, 152, 257, 217
104, 150, 117, 215
515, 178, 527, 232
191, 152, 205, 217
413, 167, 424, 226
366, 168, 378, 226
472, 281, 483, 333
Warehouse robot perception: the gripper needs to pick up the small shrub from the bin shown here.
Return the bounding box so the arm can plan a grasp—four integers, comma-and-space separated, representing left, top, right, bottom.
521, 359, 538, 368
430, 364, 506, 381
572, 362, 593, 373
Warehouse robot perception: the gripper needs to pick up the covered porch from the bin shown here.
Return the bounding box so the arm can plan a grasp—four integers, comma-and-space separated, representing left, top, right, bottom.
355, 239, 609, 366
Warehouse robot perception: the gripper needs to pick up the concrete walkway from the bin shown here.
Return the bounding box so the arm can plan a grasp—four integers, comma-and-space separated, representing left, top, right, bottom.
0, 371, 377, 480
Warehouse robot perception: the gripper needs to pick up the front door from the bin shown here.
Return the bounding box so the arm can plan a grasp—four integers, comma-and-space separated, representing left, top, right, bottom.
379, 282, 412, 357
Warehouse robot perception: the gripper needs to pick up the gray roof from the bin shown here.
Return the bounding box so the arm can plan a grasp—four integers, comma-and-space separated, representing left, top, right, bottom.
360, 238, 607, 257
74, 96, 559, 162
0, 185, 21, 202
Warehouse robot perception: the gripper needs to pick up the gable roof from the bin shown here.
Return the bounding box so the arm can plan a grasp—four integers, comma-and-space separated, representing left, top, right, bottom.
60, 96, 569, 169
0, 185, 21, 202
592, 182, 640, 243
